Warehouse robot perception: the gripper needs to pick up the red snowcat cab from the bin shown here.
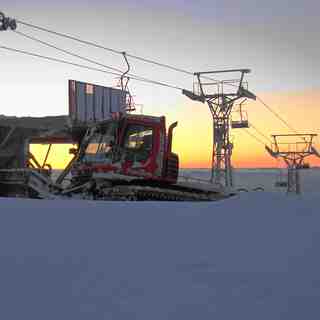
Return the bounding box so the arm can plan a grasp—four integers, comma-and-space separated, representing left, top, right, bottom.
72, 114, 179, 184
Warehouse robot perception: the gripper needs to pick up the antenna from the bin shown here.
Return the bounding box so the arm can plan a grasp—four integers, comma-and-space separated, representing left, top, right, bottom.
265, 134, 320, 194
183, 69, 256, 187
119, 52, 135, 112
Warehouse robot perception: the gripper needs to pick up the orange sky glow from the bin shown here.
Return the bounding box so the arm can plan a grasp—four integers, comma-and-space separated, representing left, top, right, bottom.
31, 88, 320, 170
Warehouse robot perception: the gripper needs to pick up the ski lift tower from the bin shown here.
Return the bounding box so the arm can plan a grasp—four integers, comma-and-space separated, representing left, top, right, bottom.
183, 69, 256, 187
265, 134, 320, 194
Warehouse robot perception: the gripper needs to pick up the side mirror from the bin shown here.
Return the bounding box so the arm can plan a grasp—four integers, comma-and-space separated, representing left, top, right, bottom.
69, 147, 78, 155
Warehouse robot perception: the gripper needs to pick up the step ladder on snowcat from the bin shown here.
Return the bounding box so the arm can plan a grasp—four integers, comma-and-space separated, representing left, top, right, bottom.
231, 100, 249, 129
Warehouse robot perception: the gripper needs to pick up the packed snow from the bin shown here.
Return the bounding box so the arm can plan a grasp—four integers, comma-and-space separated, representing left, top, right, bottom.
181, 168, 320, 193
0, 190, 320, 319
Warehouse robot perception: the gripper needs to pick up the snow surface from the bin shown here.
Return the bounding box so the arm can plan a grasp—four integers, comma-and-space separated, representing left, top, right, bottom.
181, 168, 320, 193
0, 192, 320, 319
54, 168, 320, 193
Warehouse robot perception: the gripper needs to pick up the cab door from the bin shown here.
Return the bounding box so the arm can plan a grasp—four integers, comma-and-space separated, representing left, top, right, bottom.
120, 120, 164, 179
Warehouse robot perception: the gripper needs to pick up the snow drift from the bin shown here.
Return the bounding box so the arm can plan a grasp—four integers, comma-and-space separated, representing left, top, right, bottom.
0, 192, 319, 319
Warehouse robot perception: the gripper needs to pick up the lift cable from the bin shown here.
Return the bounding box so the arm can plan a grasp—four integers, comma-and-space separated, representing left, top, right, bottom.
13, 29, 178, 89
16, 19, 123, 54
16, 18, 218, 82
256, 96, 300, 135
243, 128, 267, 146
14, 30, 123, 73
255, 95, 312, 145
0, 45, 184, 90
248, 122, 273, 144
0, 45, 120, 76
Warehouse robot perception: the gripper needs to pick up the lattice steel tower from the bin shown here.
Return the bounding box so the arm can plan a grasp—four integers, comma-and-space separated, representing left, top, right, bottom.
265, 134, 320, 194
183, 69, 256, 187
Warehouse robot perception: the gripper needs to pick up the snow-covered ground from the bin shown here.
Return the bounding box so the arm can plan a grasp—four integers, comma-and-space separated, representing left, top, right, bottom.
181, 168, 320, 193
54, 167, 320, 193
1, 191, 320, 319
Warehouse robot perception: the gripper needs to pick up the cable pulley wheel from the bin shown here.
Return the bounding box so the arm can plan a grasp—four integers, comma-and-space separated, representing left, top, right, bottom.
9, 19, 17, 30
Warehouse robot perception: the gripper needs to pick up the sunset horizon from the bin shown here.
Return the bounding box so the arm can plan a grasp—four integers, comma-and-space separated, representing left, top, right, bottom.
1, 1, 320, 170
30, 86, 320, 170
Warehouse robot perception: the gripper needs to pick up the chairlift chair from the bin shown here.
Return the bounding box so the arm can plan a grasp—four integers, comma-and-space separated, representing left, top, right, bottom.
274, 168, 287, 188
231, 100, 249, 129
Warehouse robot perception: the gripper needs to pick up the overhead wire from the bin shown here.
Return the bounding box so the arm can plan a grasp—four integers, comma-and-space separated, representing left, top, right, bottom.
255, 96, 315, 146
13, 29, 123, 73
16, 19, 123, 55
13, 29, 181, 89
0, 45, 184, 90
16, 18, 219, 82
0, 45, 120, 76
243, 128, 267, 146
256, 95, 300, 135
12, 30, 183, 90
248, 122, 272, 144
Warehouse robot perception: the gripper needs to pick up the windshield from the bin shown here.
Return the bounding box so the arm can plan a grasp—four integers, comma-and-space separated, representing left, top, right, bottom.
82, 123, 117, 163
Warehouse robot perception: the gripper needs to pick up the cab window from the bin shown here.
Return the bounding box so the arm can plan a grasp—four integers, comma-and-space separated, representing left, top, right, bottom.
123, 125, 153, 161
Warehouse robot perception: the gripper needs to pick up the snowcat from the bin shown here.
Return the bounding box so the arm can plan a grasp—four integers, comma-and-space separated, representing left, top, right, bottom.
63, 114, 232, 201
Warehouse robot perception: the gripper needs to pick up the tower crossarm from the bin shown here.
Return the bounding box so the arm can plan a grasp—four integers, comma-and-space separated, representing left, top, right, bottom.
266, 133, 318, 194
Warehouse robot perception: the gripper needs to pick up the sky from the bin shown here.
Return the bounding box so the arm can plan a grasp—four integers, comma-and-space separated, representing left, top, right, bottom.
1, 0, 320, 168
